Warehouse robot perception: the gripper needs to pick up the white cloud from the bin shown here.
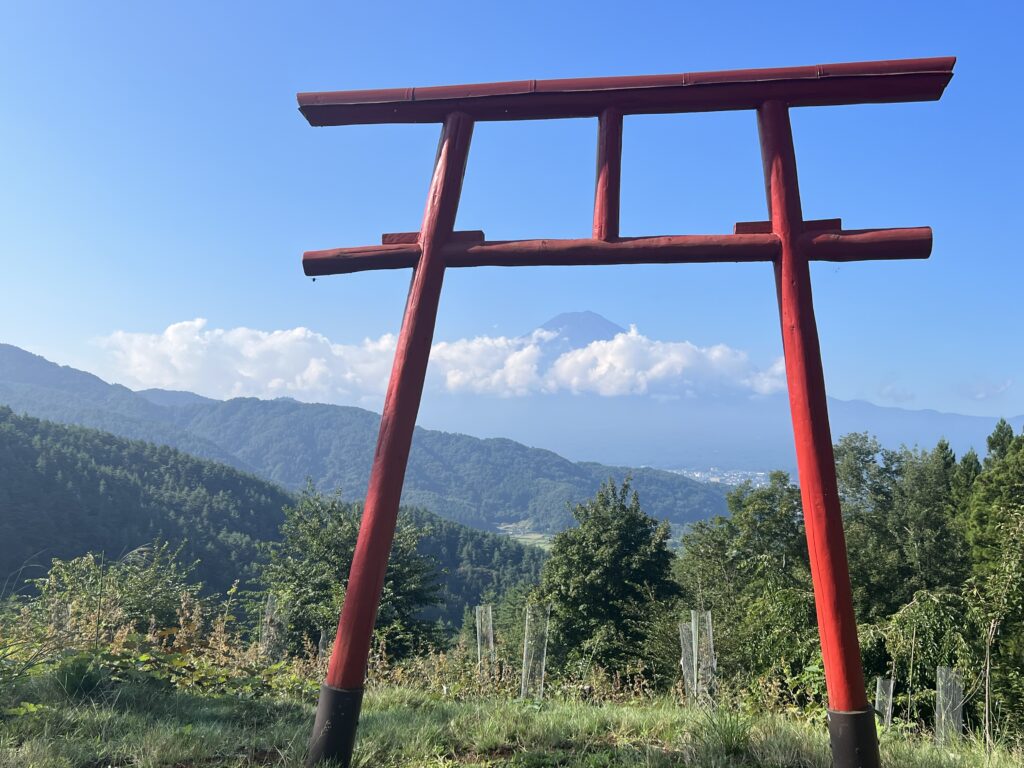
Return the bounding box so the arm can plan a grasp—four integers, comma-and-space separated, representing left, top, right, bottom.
743, 357, 788, 396
97, 319, 396, 405
95, 319, 785, 404
544, 326, 753, 396
961, 378, 1013, 402
430, 330, 553, 397
879, 381, 915, 404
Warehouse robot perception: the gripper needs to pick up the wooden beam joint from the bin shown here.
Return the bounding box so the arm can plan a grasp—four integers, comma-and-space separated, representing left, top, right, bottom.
382, 230, 485, 245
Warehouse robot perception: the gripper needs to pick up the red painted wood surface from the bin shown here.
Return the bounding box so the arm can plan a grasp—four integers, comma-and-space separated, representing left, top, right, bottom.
799, 227, 933, 262
593, 108, 623, 240
324, 112, 474, 690
758, 99, 867, 714
382, 230, 485, 245
302, 227, 931, 276
735, 218, 842, 234
298, 57, 954, 126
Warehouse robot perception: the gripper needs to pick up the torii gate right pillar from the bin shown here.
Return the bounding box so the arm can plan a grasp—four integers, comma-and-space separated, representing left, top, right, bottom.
759, 100, 878, 768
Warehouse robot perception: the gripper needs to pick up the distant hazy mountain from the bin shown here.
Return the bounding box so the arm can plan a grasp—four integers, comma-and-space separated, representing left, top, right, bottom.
0, 343, 727, 534
0, 344, 249, 470
421, 389, 1024, 472
419, 313, 1024, 472
136, 388, 217, 408
539, 311, 628, 349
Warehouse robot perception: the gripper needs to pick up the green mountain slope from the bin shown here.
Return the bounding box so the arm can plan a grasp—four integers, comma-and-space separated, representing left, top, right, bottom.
0, 406, 288, 593
0, 344, 728, 533
0, 408, 544, 626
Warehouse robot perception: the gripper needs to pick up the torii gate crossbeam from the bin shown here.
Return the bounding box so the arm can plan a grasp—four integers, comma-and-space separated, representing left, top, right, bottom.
298, 56, 954, 768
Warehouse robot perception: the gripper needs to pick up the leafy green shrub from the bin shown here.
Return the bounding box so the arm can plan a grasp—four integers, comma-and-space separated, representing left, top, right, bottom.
261, 488, 442, 660
29, 542, 199, 644
52, 652, 106, 698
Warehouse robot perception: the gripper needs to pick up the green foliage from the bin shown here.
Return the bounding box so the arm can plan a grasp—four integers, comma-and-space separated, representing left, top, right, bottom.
0, 544, 323, 712
3, 682, 1021, 768
877, 588, 976, 711
1, 478, 1023, 763
401, 506, 546, 628
986, 419, 1015, 466
176, 398, 728, 534
30, 543, 199, 636
967, 424, 1024, 575
836, 434, 969, 624
490, 581, 536, 666
0, 407, 290, 594
676, 472, 818, 698
677, 428, 1024, 731
540, 478, 679, 677
52, 652, 106, 697
952, 448, 982, 511
4, 345, 1024, 744
261, 488, 443, 659
959, 423, 1024, 732
966, 506, 1024, 735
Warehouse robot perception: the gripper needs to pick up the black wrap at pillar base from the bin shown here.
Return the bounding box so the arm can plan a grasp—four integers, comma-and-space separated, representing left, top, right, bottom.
828, 708, 880, 768
306, 685, 363, 767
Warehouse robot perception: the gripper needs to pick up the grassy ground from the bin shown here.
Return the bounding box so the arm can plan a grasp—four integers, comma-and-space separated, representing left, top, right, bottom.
1, 683, 1020, 768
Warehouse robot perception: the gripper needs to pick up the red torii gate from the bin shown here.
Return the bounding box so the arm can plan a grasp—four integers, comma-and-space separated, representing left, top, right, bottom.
298, 56, 954, 768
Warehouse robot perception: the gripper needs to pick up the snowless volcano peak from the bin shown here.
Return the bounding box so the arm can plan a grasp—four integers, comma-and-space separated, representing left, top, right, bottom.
537, 311, 627, 348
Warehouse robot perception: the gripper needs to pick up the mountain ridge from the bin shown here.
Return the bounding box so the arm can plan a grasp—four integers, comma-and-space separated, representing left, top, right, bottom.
0, 343, 727, 534
6, 335, 1018, 531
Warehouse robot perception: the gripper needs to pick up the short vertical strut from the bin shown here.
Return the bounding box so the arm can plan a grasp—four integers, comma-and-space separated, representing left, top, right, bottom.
307, 111, 474, 767
757, 100, 879, 768
593, 107, 623, 240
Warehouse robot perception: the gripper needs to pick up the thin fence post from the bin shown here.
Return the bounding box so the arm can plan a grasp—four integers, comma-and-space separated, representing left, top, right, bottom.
691, 610, 699, 702
935, 666, 963, 744
874, 677, 893, 728
539, 604, 551, 699
475, 604, 494, 671
520, 604, 531, 699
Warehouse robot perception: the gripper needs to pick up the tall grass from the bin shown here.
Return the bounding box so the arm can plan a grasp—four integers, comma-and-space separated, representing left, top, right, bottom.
3, 682, 1022, 767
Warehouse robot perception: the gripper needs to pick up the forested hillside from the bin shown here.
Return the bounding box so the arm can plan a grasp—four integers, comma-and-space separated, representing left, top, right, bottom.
0, 409, 545, 626
0, 343, 727, 533
168, 397, 726, 532
0, 406, 288, 593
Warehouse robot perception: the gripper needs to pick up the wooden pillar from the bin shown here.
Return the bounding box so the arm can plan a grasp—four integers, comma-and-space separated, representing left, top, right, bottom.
757, 100, 879, 768
307, 111, 474, 767
593, 107, 623, 240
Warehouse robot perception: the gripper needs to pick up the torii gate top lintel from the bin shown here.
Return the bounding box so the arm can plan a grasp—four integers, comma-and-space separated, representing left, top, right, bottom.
297, 56, 954, 124
302, 56, 954, 768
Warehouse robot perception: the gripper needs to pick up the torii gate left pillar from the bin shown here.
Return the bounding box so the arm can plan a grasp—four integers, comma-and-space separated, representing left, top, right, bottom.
305, 111, 474, 764
297, 57, 954, 768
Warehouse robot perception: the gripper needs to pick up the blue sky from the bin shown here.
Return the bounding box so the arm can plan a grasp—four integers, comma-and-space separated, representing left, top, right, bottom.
1, 1, 1021, 418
